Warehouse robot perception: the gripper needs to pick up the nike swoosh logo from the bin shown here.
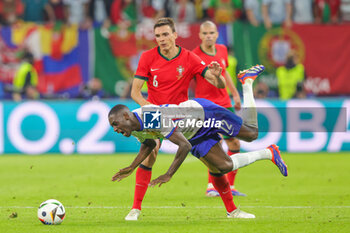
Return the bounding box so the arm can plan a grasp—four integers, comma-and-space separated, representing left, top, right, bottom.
151, 68, 159, 71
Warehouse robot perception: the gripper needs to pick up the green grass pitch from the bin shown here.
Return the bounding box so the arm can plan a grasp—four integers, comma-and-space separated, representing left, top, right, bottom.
0, 153, 349, 233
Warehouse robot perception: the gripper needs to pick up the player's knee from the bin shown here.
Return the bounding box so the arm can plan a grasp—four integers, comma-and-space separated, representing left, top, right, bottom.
217, 160, 233, 174
251, 129, 259, 141
246, 128, 258, 142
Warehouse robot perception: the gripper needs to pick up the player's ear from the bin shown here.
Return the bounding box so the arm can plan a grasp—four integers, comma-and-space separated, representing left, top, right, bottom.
174, 31, 178, 39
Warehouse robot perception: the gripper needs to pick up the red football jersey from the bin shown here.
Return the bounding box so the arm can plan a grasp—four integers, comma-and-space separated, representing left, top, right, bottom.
135, 46, 208, 105
193, 44, 232, 108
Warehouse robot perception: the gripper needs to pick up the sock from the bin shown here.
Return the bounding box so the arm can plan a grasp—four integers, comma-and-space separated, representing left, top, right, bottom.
208, 169, 211, 183
242, 79, 257, 127
207, 169, 215, 189
210, 173, 236, 213
226, 170, 237, 187
226, 150, 239, 187
231, 149, 272, 171
132, 165, 152, 210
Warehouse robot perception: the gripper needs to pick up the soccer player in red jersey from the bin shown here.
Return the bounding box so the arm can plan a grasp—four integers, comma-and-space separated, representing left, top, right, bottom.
125, 17, 226, 220
192, 21, 245, 197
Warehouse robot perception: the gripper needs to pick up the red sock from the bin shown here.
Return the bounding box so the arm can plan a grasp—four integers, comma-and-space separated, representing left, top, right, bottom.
132, 165, 152, 210
207, 169, 212, 184
226, 170, 237, 187
210, 173, 237, 213
227, 150, 239, 187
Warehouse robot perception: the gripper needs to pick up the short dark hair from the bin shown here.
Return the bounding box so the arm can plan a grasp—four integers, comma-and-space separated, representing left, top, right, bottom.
22, 51, 34, 63
154, 17, 176, 32
109, 104, 129, 116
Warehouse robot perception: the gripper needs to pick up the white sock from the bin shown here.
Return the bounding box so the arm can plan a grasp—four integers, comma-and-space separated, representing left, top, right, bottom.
231, 149, 272, 171
242, 79, 257, 127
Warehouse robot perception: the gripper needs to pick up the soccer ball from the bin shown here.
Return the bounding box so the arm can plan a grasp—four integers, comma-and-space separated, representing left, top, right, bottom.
37, 199, 66, 225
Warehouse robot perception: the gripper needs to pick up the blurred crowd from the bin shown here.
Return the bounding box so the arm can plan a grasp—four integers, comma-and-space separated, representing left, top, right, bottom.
1, 0, 349, 28
1, 0, 349, 101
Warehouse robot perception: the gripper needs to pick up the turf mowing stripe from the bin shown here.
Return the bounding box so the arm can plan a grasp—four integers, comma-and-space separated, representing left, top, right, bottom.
1, 206, 350, 209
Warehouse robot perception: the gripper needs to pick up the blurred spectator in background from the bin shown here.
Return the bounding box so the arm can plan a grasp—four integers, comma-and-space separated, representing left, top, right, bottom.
262, 0, 292, 29
244, 0, 262, 27
110, 0, 137, 26
197, 0, 211, 20
314, 0, 341, 24
170, 0, 196, 23
208, 0, 243, 24
78, 77, 105, 100
63, 0, 90, 28
341, 0, 350, 22
292, 0, 314, 24
136, 0, 165, 21
193, 0, 204, 20
12, 51, 39, 102
88, 0, 113, 27
48, 0, 66, 22
22, 0, 55, 23
226, 46, 238, 88
254, 81, 269, 99
0, 0, 24, 26
276, 51, 305, 100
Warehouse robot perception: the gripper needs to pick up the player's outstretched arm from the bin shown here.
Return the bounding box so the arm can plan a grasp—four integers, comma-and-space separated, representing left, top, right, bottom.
131, 78, 151, 106
204, 61, 226, 89
149, 132, 192, 187
112, 139, 156, 182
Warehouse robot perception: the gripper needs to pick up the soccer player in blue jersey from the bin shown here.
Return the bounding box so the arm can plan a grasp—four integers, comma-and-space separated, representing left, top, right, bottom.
109, 65, 288, 219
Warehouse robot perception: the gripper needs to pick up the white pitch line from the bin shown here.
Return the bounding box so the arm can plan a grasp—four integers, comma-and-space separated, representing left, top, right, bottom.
1, 206, 350, 209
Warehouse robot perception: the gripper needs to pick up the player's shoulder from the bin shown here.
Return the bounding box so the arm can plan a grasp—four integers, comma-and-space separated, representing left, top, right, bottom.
192, 46, 201, 54
179, 46, 196, 56
216, 44, 227, 51
141, 47, 159, 58
182, 46, 202, 60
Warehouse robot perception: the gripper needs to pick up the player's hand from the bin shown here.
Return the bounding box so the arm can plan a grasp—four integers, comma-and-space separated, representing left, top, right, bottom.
149, 174, 171, 187
208, 61, 222, 77
233, 96, 241, 111
111, 166, 134, 182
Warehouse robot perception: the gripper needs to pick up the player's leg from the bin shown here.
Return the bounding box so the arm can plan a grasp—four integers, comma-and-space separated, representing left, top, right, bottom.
125, 139, 161, 221
235, 65, 265, 142
206, 170, 220, 197
202, 142, 288, 177
238, 65, 264, 128
206, 135, 245, 196
224, 137, 246, 196
200, 142, 288, 218
200, 143, 255, 218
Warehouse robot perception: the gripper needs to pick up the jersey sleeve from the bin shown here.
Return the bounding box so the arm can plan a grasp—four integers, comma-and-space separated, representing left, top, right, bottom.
189, 52, 208, 77
134, 52, 151, 81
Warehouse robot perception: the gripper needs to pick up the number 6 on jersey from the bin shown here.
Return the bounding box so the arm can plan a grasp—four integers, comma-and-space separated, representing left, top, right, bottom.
153, 75, 158, 87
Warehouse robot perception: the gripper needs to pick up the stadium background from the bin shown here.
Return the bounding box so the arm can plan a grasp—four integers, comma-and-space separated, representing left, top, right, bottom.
1, 2, 350, 232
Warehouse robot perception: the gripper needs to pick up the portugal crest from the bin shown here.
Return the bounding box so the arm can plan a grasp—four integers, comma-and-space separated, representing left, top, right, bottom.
258, 28, 305, 73
176, 65, 185, 80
